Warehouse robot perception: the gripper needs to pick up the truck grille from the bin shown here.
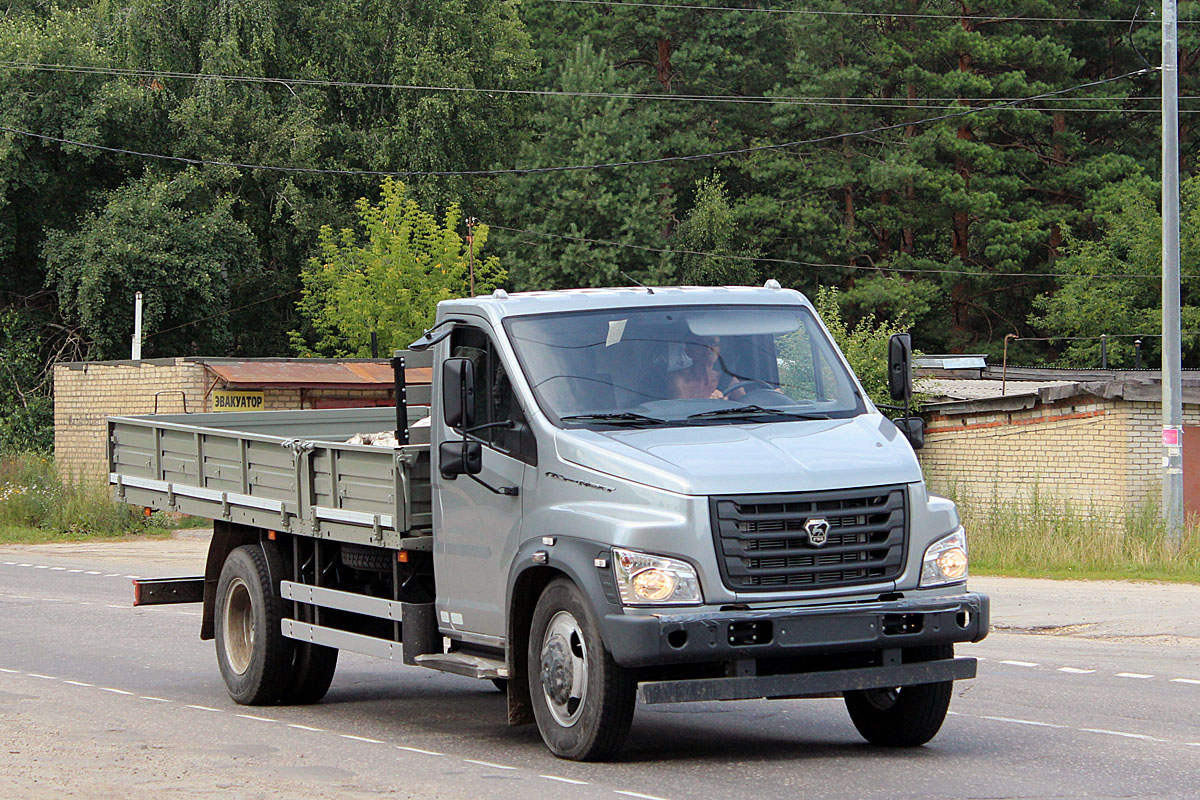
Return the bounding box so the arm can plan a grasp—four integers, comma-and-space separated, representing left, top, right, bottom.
709, 486, 907, 592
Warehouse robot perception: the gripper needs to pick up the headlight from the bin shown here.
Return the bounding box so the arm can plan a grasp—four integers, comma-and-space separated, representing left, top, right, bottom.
920, 526, 969, 588
612, 548, 702, 605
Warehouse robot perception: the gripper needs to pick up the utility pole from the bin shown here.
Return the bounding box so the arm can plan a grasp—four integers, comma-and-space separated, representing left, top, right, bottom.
1162, 0, 1185, 544
132, 291, 143, 361
466, 217, 478, 297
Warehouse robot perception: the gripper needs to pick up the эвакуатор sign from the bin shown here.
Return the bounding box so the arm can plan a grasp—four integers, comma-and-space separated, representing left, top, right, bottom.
211, 390, 265, 411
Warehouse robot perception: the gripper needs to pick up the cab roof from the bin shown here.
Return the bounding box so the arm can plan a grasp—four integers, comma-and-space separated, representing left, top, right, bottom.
436, 285, 811, 324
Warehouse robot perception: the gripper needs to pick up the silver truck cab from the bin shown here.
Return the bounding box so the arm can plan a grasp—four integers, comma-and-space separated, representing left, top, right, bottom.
426, 285, 986, 755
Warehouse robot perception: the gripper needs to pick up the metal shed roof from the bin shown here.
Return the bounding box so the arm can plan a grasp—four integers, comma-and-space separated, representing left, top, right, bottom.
200, 360, 431, 389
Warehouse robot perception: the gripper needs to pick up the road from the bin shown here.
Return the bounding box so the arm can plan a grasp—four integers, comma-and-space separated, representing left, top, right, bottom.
1, 534, 1197, 800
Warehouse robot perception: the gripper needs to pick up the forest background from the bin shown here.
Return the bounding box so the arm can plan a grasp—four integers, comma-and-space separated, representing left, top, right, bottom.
2, 0, 1199, 454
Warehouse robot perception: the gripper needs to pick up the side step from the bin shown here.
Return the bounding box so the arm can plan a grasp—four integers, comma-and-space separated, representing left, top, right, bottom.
414, 652, 508, 680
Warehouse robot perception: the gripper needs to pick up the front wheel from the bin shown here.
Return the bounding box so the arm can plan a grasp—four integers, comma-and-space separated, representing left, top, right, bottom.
843, 646, 954, 747
528, 578, 636, 761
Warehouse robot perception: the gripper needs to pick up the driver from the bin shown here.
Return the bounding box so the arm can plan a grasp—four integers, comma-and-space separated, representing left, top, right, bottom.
668, 336, 728, 399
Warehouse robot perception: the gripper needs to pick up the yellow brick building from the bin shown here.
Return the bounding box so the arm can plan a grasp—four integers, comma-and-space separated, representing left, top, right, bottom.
53, 358, 430, 479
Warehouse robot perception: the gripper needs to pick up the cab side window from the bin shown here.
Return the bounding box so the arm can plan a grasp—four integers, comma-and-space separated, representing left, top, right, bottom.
449, 325, 529, 460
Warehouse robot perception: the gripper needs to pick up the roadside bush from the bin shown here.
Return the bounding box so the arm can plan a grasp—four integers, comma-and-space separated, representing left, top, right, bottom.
0, 453, 170, 539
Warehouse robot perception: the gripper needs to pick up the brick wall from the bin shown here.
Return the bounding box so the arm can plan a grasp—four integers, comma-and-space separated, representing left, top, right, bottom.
918, 398, 1133, 516
53, 359, 210, 480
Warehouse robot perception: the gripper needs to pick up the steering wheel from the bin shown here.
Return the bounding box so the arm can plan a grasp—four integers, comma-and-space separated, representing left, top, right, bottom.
722, 379, 777, 398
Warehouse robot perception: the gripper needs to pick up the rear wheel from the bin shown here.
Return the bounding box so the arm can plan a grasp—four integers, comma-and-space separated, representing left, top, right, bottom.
283, 642, 338, 704
214, 545, 293, 705
528, 578, 636, 761
843, 645, 954, 747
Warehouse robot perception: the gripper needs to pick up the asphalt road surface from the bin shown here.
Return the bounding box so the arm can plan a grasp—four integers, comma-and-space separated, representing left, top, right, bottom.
1, 535, 1197, 800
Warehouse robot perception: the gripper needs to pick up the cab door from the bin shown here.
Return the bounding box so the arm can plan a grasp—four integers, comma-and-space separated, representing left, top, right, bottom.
433, 323, 534, 642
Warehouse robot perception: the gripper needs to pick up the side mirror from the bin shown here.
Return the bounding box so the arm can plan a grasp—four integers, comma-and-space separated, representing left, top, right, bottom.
888, 333, 913, 404
442, 357, 476, 430
894, 416, 925, 451
439, 440, 483, 478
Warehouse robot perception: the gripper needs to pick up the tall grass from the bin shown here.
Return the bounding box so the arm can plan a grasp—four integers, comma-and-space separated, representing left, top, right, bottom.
0, 454, 170, 542
950, 486, 1200, 582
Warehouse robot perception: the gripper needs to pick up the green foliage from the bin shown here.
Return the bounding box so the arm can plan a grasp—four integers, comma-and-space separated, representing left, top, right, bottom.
0, 453, 161, 538
292, 178, 505, 356
0, 310, 53, 453
815, 285, 912, 408
675, 175, 759, 286
45, 169, 262, 359
948, 486, 1200, 582
1030, 174, 1200, 368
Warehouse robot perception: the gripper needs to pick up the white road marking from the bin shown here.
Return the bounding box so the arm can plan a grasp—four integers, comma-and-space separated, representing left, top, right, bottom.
1081, 728, 1165, 742
67, 569, 82, 573
0, 668, 17, 673
462, 759, 518, 770
63, 680, 94, 687
541, 775, 589, 785
616, 791, 672, 800
17, 563, 32, 567
236, 714, 276, 723
106, 605, 127, 609
288, 724, 323, 732
85, 571, 101, 575
26, 673, 56, 680
999, 660, 1039, 667
49, 567, 66, 571
33, 565, 49, 569
139, 696, 170, 702
1170, 678, 1200, 685
1, 561, 14, 565
184, 704, 220, 712
104, 573, 121, 577
980, 715, 1067, 729
396, 746, 443, 756
340, 734, 384, 744
99, 688, 133, 695
1058, 667, 1096, 674
124, 575, 139, 579
1116, 672, 1153, 679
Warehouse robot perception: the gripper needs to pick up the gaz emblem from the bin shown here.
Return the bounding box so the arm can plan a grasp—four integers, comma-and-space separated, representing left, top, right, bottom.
804, 518, 830, 547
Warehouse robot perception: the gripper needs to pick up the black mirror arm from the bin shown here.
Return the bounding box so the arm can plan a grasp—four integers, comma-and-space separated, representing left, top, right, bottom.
408, 319, 456, 351
468, 473, 520, 496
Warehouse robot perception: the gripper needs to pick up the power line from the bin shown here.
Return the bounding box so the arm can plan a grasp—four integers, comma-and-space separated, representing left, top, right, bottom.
1, 61, 1182, 109
486, 222, 1198, 281
0, 67, 1156, 178
144, 289, 301, 338
532, 0, 1198, 25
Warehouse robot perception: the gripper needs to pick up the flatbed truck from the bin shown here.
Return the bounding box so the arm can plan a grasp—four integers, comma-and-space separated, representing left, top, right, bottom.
112, 284, 988, 760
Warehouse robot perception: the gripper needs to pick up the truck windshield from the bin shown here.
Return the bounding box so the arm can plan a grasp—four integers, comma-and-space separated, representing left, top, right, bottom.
504, 305, 864, 426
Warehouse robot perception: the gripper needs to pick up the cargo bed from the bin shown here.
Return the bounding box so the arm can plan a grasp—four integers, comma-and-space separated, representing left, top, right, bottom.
108, 404, 433, 550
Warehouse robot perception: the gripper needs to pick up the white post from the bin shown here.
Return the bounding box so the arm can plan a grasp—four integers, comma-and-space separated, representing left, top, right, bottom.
132, 291, 143, 361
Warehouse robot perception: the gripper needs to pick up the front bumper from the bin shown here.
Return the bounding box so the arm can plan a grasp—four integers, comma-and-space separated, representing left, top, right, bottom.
602, 591, 989, 668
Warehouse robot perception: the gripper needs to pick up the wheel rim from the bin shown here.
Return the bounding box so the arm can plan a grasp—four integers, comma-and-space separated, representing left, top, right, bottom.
222, 576, 255, 675
860, 687, 900, 711
539, 610, 588, 727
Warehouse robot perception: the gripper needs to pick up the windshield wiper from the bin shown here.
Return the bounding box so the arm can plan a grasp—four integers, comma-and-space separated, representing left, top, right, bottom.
559, 412, 669, 426
687, 405, 831, 422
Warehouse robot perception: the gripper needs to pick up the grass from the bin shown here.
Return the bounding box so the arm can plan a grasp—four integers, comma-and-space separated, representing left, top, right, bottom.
949, 487, 1200, 583
0, 453, 192, 545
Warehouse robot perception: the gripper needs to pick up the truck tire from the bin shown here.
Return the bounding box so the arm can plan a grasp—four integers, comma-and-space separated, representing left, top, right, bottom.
283, 642, 338, 704
843, 645, 954, 747
528, 578, 636, 761
214, 545, 293, 705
